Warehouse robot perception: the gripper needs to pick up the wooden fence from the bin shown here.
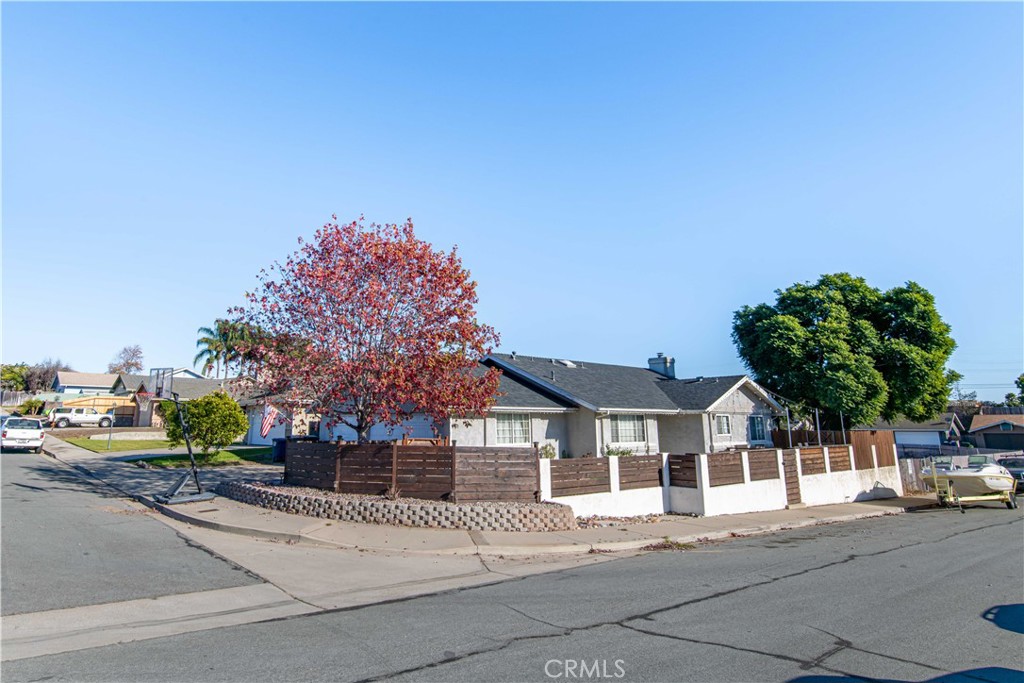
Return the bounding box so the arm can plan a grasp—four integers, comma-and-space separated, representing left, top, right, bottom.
772, 429, 895, 470
455, 448, 539, 503
707, 452, 744, 487
618, 455, 663, 490
747, 449, 781, 480
284, 442, 541, 502
667, 454, 698, 488
549, 458, 610, 497
798, 447, 827, 475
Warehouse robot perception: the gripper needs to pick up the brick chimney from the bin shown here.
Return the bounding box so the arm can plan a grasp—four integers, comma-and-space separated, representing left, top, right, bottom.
648, 352, 675, 379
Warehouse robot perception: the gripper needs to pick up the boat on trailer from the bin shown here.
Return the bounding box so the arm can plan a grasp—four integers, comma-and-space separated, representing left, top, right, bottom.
921, 456, 1018, 512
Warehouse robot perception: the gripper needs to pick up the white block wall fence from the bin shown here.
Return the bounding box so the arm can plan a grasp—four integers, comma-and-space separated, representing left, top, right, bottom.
542, 445, 902, 518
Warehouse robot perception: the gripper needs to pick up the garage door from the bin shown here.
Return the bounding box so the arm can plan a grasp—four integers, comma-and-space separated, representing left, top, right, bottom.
982, 433, 1024, 450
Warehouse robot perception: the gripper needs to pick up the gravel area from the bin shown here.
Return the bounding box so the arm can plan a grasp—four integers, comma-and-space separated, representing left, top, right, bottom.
576, 514, 666, 528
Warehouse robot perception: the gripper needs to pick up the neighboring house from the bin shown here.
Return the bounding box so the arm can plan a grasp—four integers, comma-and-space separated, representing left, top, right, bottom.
967, 414, 1024, 451
172, 368, 206, 379
440, 353, 783, 457
130, 377, 247, 427
51, 372, 118, 395
855, 412, 964, 448
111, 374, 146, 396
239, 394, 323, 446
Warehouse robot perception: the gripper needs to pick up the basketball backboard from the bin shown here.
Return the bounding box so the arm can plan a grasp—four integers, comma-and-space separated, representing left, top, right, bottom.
148, 367, 174, 399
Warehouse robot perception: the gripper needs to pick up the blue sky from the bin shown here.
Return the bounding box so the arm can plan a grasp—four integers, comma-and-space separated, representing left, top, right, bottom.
3, 2, 1021, 400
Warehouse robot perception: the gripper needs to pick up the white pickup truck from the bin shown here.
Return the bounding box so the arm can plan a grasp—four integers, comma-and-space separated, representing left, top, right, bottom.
48, 407, 112, 429
2, 417, 46, 453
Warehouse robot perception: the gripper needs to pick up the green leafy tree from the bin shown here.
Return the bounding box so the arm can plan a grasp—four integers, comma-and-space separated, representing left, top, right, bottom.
160, 392, 249, 454
1, 363, 29, 391
732, 273, 957, 427
1003, 373, 1024, 407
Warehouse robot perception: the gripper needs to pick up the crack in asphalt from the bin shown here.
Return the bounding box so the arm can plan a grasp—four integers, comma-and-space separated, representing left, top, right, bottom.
806, 626, 947, 674
345, 517, 1020, 682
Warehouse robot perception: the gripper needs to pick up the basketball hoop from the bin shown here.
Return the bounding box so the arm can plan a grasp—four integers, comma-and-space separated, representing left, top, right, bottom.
137, 391, 152, 412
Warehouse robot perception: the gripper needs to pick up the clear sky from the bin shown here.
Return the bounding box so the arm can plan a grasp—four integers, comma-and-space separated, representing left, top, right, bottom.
2, 2, 1021, 400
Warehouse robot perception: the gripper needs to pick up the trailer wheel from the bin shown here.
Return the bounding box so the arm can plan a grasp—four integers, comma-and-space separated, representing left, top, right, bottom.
1007, 496, 1018, 510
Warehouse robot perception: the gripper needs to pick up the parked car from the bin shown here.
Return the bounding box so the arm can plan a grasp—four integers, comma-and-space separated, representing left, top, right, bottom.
2, 417, 46, 453
49, 407, 112, 429
997, 457, 1024, 494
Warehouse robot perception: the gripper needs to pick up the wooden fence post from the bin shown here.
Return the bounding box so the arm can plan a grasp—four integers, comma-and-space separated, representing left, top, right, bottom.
391, 441, 398, 492
450, 444, 458, 503
334, 444, 342, 493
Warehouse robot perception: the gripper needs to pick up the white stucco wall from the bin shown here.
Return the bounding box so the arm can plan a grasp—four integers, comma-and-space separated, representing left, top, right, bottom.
799, 465, 903, 505
657, 414, 708, 454
709, 385, 776, 450
542, 456, 671, 517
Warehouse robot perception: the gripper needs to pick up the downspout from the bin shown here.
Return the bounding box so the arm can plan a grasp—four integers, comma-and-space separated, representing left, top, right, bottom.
706, 412, 715, 453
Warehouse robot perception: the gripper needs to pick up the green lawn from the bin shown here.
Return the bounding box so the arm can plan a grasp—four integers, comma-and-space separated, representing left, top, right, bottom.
65, 438, 172, 453
143, 447, 273, 468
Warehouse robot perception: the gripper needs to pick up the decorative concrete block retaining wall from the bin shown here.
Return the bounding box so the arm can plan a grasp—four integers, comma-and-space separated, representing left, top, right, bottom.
216, 481, 577, 532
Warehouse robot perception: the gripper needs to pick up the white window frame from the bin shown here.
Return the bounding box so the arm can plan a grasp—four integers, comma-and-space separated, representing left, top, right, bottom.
611, 414, 646, 443
715, 414, 731, 436
748, 415, 766, 442
496, 413, 531, 445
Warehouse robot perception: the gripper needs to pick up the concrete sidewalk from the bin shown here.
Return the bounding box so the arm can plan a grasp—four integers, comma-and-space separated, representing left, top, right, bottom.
41, 436, 937, 557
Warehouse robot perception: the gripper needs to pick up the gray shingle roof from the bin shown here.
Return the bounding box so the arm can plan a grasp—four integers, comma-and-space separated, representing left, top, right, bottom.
486, 354, 761, 413
139, 377, 236, 401
657, 375, 748, 411
856, 412, 961, 433
54, 372, 118, 389
116, 374, 146, 394
493, 371, 574, 410
489, 354, 680, 411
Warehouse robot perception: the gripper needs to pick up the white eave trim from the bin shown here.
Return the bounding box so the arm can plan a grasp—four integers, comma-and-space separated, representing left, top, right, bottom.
597, 407, 681, 415
488, 406, 578, 414
705, 376, 785, 414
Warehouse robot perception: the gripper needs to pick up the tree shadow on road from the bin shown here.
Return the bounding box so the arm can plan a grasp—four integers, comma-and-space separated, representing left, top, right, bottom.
789, 667, 1023, 683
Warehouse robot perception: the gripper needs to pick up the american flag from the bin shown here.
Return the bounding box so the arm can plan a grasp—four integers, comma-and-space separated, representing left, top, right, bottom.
260, 405, 279, 438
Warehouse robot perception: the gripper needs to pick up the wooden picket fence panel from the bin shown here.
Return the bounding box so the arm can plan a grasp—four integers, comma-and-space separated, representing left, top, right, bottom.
747, 449, 780, 481
618, 455, 663, 490
782, 449, 801, 505
285, 441, 340, 490
455, 447, 539, 503
799, 447, 826, 475
395, 446, 454, 499
707, 452, 744, 487
550, 458, 610, 497
667, 454, 698, 488
828, 445, 852, 472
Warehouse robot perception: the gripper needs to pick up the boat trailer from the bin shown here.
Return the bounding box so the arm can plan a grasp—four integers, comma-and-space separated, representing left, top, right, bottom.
930, 459, 1018, 514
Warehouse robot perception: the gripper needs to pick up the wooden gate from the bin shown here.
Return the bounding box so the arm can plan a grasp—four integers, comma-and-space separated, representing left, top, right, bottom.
782, 449, 802, 506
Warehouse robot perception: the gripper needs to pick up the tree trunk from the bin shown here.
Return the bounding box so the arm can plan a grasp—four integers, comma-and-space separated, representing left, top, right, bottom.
356, 415, 371, 444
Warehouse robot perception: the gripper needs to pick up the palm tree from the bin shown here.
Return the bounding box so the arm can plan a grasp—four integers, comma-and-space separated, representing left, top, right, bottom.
194, 322, 230, 379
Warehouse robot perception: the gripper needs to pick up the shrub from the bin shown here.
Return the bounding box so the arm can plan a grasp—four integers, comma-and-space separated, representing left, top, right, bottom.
160, 392, 249, 454
603, 445, 635, 457
539, 443, 557, 459
17, 398, 45, 415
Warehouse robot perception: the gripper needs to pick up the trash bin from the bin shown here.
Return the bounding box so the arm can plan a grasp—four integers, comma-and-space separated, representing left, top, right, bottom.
272, 438, 287, 463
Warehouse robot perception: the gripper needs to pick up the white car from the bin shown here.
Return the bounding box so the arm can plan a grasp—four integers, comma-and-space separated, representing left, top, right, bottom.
2, 417, 46, 453
49, 407, 112, 429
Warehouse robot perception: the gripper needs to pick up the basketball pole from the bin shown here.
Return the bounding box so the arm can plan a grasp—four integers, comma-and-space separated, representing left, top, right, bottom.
153, 391, 215, 505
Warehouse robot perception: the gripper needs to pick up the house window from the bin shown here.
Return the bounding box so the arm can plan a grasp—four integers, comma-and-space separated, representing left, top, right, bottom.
496, 413, 530, 444
749, 415, 766, 441
716, 415, 731, 436
611, 415, 646, 443
1000, 423, 1013, 432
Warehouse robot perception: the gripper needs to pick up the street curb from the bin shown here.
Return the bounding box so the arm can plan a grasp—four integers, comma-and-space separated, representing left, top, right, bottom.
145, 499, 936, 557
37, 441, 937, 557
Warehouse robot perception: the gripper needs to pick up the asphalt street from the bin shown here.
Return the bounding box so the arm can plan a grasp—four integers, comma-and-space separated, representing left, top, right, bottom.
4, 495, 1022, 682
1, 452, 259, 616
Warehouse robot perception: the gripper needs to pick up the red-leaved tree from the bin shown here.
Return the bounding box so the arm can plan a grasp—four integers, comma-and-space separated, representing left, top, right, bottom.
234, 217, 501, 443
